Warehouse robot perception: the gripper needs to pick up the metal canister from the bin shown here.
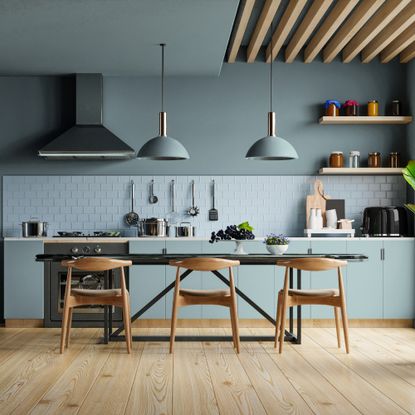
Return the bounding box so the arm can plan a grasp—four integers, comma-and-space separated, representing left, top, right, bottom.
349, 151, 360, 168
368, 152, 382, 168
388, 152, 399, 168
368, 100, 379, 116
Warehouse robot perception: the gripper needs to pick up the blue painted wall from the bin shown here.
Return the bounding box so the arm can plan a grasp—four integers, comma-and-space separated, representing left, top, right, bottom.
0, 60, 409, 176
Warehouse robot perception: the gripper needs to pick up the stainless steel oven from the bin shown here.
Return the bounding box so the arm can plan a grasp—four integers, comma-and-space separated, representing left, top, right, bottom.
44, 242, 129, 327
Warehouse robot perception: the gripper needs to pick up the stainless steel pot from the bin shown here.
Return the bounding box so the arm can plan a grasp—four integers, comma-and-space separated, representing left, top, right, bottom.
175, 222, 196, 237
22, 219, 48, 237
138, 218, 169, 237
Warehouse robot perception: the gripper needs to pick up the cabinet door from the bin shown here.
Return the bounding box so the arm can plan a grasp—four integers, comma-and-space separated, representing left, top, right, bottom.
4, 240, 44, 319
129, 265, 166, 318
129, 240, 165, 254
277, 241, 312, 319
310, 241, 347, 319
165, 241, 203, 319
384, 240, 415, 319
201, 241, 234, 254
346, 240, 383, 318
237, 265, 275, 319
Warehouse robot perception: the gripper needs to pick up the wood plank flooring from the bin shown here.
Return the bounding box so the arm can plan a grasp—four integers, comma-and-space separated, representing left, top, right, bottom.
0, 327, 415, 414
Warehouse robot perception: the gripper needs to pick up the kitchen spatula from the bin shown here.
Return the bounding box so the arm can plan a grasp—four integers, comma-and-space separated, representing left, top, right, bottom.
209, 179, 218, 221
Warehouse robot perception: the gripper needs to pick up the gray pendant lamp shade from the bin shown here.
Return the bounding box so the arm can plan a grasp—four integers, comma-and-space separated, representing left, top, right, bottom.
245, 112, 298, 160
137, 44, 189, 160
246, 24, 298, 161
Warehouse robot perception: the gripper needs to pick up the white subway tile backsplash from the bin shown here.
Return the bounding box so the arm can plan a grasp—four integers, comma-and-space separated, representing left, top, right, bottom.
2, 175, 407, 238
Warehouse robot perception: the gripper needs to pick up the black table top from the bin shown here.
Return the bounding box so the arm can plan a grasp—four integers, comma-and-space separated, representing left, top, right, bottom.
36, 253, 368, 265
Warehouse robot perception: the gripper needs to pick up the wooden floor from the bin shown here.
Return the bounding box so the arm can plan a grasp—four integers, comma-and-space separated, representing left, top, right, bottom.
1, 328, 415, 414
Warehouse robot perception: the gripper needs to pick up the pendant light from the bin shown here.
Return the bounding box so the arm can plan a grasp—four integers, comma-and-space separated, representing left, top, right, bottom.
137, 44, 189, 160
246, 25, 298, 161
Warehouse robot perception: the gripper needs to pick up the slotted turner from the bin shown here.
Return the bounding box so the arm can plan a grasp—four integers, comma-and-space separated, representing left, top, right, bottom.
209, 179, 218, 221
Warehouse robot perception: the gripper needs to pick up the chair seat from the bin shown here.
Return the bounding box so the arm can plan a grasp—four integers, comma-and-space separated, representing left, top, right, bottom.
71, 288, 122, 297
179, 288, 230, 297
280, 288, 339, 297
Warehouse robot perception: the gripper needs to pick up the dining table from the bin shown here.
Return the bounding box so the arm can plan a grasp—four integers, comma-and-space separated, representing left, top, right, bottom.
36, 252, 367, 344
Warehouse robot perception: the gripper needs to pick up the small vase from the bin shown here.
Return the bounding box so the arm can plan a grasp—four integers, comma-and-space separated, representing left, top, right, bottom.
266, 244, 289, 255
234, 240, 248, 255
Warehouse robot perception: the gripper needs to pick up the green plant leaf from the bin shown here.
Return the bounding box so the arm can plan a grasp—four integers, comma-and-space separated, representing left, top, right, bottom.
238, 221, 254, 232
405, 203, 415, 214
403, 161, 415, 190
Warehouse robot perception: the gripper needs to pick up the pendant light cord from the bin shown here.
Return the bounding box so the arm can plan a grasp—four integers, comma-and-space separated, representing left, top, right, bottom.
269, 22, 273, 113
160, 43, 165, 112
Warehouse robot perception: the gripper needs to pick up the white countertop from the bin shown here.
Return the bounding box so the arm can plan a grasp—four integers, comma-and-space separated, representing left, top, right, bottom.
3, 236, 415, 242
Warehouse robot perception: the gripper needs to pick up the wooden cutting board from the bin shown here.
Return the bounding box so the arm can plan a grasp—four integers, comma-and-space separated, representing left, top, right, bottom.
306, 180, 329, 228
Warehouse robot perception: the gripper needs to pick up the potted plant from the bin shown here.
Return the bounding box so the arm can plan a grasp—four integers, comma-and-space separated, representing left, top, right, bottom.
403, 161, 415, 214
209, 221, 255, 255
264, 233, 289, 255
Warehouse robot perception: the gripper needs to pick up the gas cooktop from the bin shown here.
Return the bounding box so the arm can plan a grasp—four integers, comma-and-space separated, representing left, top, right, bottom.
54, 231, 121, 238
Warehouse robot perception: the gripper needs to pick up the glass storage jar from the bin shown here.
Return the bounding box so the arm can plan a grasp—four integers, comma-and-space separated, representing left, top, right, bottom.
368, 152, 382, 168
388, 152, 399, 168
325, 100, 340, 116
343, 100, 359, 116
368, 100, 379, 116
329, 151, 344, 168
349, 151, 360, 168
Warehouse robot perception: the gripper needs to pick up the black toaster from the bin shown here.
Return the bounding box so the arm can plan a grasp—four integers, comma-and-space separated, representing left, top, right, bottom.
361, 206, 408, 237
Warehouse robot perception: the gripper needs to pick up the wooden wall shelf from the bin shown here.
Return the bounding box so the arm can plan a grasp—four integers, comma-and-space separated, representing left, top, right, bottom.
319, 168, 403, 175
319, 116, 412, 125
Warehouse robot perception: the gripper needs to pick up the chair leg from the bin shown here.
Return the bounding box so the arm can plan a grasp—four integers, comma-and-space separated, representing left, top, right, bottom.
229, 307, 237, 350
122, 297, 132, 354
279, 295, 288, 354
65, 308, 73, 348
230, 298, 240, 354
274, 293, 282, 348
60, 302, 70, 354
340, 300, 350, 354
127, 296, 133, 351
334, 306, 341, 348
170, 297, 179, 354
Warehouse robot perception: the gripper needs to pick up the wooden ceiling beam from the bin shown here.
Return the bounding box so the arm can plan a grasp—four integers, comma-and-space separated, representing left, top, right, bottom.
304, 0, 359, 63
227, 0, 256, 63
342, 0, 410, 63
246, 0, 281, 63
323, 0, 385, 63
285, 0, 332, 63
265, 0, 307, 63
361, 1, 415, 63
400, 41, 415, 63
380, 22, 415, 63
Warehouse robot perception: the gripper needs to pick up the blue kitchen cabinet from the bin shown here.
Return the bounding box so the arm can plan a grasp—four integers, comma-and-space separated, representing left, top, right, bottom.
346, 240, 383, 318
4, 240, 44, 319
201, 240, 235, 254
165, 240, 203, 319
383, 239, 415, 319
129, 241, 165, 318
129, 240, 165, 254
129, 265, 166, 318
310, 240, 348, 319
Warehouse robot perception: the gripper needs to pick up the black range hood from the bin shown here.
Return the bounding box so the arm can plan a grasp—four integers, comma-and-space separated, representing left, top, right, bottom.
38, 74, 135, 160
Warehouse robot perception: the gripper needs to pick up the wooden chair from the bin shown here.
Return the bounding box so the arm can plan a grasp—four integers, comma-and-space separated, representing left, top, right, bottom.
169, 257, 240, 353
275, 258, 349, 354
60, 257, 133, 354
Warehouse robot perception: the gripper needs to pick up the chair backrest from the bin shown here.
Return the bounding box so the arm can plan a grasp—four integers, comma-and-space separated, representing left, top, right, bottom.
276, 257, 347, 271
61, 257, 132, 271
169, 257, 240, 271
